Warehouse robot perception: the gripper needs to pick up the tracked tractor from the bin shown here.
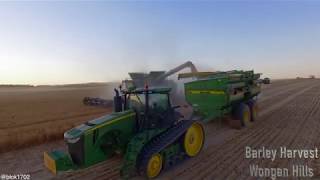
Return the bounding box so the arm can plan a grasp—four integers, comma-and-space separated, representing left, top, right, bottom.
44, 63, 261, 178
44, 86, 205, 179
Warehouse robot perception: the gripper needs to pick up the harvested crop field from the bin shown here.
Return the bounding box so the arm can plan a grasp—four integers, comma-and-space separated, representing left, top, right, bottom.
0, 84, 116, 153
1, 79, 320, 179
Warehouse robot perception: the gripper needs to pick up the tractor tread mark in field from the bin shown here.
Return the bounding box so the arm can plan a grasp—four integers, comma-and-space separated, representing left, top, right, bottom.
196, 98, 306, 178
173, 84, 316, 179
251, 87, 320, 180
181, 85, 320, 180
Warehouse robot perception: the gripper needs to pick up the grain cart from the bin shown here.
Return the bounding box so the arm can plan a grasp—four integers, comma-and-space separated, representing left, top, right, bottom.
178, 70, 261, 127
44, 86, 205, 179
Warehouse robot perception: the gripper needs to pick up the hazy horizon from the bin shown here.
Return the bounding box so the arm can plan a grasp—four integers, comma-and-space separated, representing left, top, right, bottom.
0, 2, 319, 85
0, 77, 310, 87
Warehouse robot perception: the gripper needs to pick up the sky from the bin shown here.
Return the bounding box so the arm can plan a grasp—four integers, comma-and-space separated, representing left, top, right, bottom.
0, 1, 319, 85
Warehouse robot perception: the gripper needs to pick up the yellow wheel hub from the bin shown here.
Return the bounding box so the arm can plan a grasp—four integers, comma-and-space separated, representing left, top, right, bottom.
243, 108, 252, 127
147, 153, 163, 178
184, 122, 204, 157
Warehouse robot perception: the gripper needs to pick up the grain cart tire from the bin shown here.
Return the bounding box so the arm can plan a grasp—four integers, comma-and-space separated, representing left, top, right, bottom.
183, 122, 205, 157
234, 103, 252, 127
247, 99, 258, 122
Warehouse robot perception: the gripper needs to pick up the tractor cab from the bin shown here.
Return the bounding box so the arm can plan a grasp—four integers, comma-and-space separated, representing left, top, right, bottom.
114, 87, 182, 131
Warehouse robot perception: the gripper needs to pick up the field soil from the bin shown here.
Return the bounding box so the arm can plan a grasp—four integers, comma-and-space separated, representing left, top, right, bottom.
1, 79, 320, 180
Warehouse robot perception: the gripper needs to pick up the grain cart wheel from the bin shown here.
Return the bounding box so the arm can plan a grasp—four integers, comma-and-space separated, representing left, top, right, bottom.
146, 153, 163, 178
234, 103, 252, 127
247, 99, 258, 122
183, 122, 205, 157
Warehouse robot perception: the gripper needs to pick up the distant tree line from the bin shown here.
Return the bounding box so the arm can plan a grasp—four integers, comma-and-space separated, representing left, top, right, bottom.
0, 84, 34, 87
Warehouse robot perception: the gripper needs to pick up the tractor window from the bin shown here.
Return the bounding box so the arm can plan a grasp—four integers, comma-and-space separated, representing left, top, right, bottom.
129, 94, 145, 111
128, 93, 169, 112
149, 94, 169, 111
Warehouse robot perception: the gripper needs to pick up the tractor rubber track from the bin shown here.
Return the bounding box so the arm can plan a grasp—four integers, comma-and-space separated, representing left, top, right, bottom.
137, 120, 194, 176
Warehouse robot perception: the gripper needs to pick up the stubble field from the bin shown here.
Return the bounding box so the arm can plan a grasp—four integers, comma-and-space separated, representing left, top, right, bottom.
0, 84, 115, 153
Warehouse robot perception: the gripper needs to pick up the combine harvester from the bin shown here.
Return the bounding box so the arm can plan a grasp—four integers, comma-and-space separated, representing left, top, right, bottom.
44, 62, 261, 179
82, 61, 197, 108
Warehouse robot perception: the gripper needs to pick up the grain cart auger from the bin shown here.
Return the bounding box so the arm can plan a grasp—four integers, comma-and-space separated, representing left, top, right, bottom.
179, 70, 261, 128
44, 86, 205, 179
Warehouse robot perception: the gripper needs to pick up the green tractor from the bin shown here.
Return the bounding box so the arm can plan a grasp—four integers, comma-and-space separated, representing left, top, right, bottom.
44, 67, 261, 179
44, 86, 205, 179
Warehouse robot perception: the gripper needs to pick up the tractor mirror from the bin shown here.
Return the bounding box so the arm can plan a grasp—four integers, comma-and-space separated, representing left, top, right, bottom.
113, 95, 122, 112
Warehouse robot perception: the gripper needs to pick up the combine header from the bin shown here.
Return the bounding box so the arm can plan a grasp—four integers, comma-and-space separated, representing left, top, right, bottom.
82, 97, 113, 107
44, 62, 261, 179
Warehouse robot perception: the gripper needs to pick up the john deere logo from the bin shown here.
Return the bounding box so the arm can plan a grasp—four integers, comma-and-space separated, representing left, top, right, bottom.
189, 90, 225, 95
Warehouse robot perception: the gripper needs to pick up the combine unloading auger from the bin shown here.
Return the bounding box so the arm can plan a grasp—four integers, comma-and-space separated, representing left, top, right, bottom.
155, 61, 198, 81
123, 61, 198, 89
